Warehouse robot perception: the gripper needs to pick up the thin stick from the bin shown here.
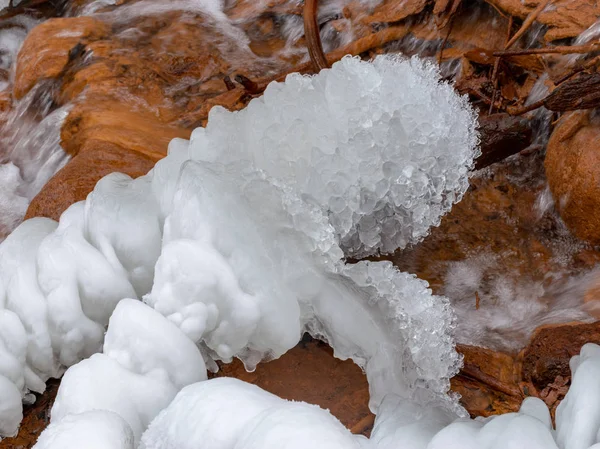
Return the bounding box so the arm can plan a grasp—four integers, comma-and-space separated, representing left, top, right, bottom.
555, 54, 600, 85
504, 0, 551, 50
304, 0, 329, 71
507, 97, 545, 115
494, 42, 600, 56
489, 15, 513, 114
246, 26, 410, 94
437, 15, 455, 65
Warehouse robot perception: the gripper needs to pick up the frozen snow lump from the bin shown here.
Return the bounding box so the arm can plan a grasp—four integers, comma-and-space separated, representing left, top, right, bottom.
189, 54, 479, 257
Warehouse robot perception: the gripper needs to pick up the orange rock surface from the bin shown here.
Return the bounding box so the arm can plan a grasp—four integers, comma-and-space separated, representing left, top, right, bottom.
545, 111, 600, 246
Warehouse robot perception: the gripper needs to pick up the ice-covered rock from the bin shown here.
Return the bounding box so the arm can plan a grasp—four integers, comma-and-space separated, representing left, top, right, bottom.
369, 395, 457, 449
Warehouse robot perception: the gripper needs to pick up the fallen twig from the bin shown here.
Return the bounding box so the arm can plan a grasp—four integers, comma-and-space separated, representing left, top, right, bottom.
489, 15, 513, 114
238, 26, 410, 95
509, 72, 600, 115
223, 76, 236, 91
437, 15, 455, 65
504, 0, 551, 50
304, 0, 329, 71
234, 74, 261, 94
494, 42, 600, 57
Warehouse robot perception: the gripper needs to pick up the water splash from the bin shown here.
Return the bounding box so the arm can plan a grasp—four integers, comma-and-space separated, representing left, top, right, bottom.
0, 16, 70, 240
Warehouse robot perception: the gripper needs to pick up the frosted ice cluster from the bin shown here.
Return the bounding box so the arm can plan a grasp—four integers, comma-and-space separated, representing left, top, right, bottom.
0, 55, 477, 444
189, 55, 479, 257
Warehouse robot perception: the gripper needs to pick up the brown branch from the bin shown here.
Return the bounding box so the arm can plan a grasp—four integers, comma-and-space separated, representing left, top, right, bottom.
304, 0, 329, 71
507, 98, 545, 116
223, 75, 236, 91
240, 25, 410, 95
504, 0, 551, 50
509, 71, 600, 115
494, 42, 600, 57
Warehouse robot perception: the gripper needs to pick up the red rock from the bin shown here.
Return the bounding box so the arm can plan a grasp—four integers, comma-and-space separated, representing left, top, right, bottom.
545, 111, 600, 245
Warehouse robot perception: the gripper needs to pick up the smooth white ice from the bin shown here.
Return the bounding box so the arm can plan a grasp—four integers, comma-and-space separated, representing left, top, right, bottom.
33, 411, 134, 449
139, 378, 365, 449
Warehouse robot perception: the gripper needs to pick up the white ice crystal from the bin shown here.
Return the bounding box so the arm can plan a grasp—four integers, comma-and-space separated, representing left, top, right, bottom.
0, 55, 478, 444
190, 55, 479, 257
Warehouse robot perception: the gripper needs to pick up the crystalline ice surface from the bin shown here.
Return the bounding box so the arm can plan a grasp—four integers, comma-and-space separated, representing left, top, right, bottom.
190, 55, 479, 257
0, 54, 480, 444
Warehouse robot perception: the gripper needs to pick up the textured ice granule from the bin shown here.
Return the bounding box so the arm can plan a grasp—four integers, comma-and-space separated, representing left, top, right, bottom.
337, 261, 462, 410
190, 55, 479, 257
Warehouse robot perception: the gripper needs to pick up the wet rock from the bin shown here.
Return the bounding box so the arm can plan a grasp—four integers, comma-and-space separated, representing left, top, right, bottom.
14, 17, 110, 99
18, 7, 283, 221
60, 101, 190, 158
545, 110, 600, 245
212, 336, 375, 436
518, 321, 600, 415
24, 140, 160, 221
452, 344, 523, 417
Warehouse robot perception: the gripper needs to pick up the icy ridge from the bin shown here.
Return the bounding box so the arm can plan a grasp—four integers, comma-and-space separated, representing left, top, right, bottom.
0, 55, 476, 442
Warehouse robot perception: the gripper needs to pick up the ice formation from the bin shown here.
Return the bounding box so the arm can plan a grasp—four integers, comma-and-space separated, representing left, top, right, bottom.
33, 344, 600, 449
190, 54, 477, 257
0, 55, 479, 444
139, 378, 367, 449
